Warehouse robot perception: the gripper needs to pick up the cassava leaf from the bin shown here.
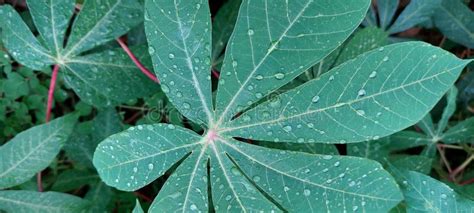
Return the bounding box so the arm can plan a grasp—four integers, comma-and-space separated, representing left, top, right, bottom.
26, 0, 75, 56
51, 169, 99, 192
211, 0, 242, 65
85, 182, 113, 212
378, 0, 399, 29
390, 155, 433, 174
433, 0, 474, 48
437, 87, 458, 135
0, 115, 76, 189
442, 117, 474, 144
225, 42, 471, 144
144, 0, 214, 125
64, 0, 144, 57
388, 0, 442, 34
395, 170, 474, 212
214, 0, 370, 123
0, 5, 55, 69
63, 46, 160, 106
93, 124, 203, 191
0, 190, 90, 213
418, 114, 436, 137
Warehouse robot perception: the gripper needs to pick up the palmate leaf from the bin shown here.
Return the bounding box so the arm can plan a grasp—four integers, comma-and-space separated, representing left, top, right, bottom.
214, 0, 370, 123
377, 0, 399, 29
0, 0, 158, 107
388, 0, 442, 34
0, 115, 77, 189
94, 0, 473, 212
226, 42, 470, 143
0, 190, 90, 213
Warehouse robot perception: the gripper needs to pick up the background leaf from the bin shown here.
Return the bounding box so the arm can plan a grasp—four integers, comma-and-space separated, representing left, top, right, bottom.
0, 115, 76, 189
378, 0, 399, 29
389, 0, 442, 34
0, 190, 90, 213
433, 0, 474, 48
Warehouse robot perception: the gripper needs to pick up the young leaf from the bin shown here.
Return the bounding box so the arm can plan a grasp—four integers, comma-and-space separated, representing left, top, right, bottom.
0, 190, 90, 213
396, 171, 474, 212
377, 0, 399, 29
0, 115, 77, 189
433, 0, 474, 48
214, 0, 370, 123
226, 42, 470, 143
0, 5, 55, 69
51, 169, 99, 192
144, 0, 214, 125
388, 0, 442, 34
64, 0, 144, 57
391, 156, 433, 174
26, 0, 75, 56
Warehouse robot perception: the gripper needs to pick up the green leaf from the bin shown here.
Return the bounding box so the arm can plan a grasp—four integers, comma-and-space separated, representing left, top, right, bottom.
214, 0, 370, 123
63, 46, 160, 106
144, 0, 213, 125
437, 87, 458, 135
0, 190, 90, 213
442, 117, 474, 144
63, 122, 95, 168
332, 27, 388, 67
222, 140, 403, 212
26, 0, 75, 56
85, 182, 113, 212
389, 0, 442, 34
396, 170, 474, 212
417, 114, 436, 137
64, 0, 144, 57
211, 0, 241, 65
3, 72, 30, 99
91, 107, 123, 142
433, 0, 474, 48
226, 42, 470, 143
0, 115, 76, 189
133, 199, 145, 213
51, 169, 99, 192
378, 0, 399, 29
391, 155, 433, 174
93, 123, 203, 191
0, 5, 54, 69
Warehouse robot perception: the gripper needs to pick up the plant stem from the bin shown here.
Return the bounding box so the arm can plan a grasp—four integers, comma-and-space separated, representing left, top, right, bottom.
212, 70, 220, 79
38, 64, 60, 192
45, 64, 60, 122
437, 144, 453, 173
116, 38, 159, 83
450, 155, 474, 179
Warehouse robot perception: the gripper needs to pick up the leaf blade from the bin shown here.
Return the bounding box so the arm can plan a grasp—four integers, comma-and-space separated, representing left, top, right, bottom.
226, 42, 470, 144
144, 0, 213, 125
0, 115, 77, 189
0, 190, 90, 213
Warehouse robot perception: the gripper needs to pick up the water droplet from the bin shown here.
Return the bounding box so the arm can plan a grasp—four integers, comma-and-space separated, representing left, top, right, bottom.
382, 56, 389, 62
356, 110, 365, 116
353, 206, 359, 211
190, 204, 198, 210
441, 194, 447, 199
369, 71, 377, 78
255, 93, 263, 99
231, 167, 240, 175
303, 189, 311, 196
168, 53, 175, 59
274, 73, 285, 80
322, 155, 333, 160
283, 186, 290, 192
148, 163, 154, 170
358, 89, 366, 97
252, 175, 261, 182
133, 167, 138, 173
283, 125, 292, 132
161, 84, 170, 93
248, 29, 254, 36
378, 47, 384, 51
148, 46, 155, 54
183, 102, 191, 109
232, 61, 238, 67
256, 75, 264, 80
312, 95, 320, 103
349, 181, 356, 187
329, 75, 335, 81
334, 161, 340, 167
225, 195, 232, 201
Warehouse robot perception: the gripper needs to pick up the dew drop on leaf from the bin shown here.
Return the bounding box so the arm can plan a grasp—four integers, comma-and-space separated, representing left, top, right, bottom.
303, 189, 311, 196
311, 95, 320, 103
274, 73, 285, 80
358, 89, 366, 97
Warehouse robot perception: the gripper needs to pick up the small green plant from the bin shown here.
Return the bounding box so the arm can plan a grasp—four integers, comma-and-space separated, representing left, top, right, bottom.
1, 0, 474, 212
